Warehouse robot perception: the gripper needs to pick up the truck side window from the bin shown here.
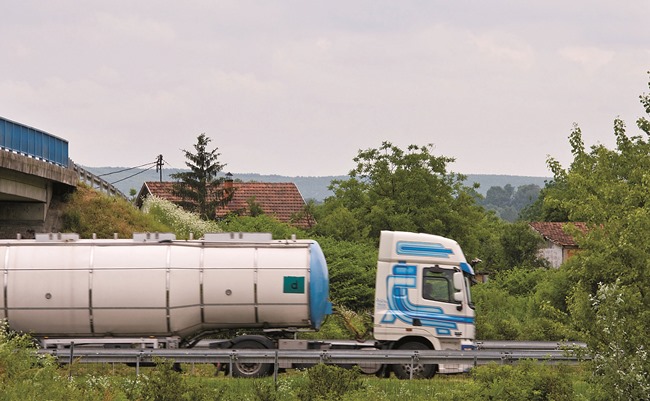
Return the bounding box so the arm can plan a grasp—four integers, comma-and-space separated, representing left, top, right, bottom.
422, 268, 453, 303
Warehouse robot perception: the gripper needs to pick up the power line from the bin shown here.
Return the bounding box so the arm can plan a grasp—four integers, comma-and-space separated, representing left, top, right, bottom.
110, 164, 156, 185
98, 161, 157, 177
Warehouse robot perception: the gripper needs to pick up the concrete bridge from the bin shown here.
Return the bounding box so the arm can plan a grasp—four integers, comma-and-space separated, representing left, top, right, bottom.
0, 116, 124, 238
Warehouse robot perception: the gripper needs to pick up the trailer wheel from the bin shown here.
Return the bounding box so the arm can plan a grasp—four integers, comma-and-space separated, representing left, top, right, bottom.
230, 340, 273, 378
392, 342, 436, 379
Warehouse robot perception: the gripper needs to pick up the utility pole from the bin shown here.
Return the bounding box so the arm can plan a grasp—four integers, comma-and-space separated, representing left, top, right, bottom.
155, 154, 163, 182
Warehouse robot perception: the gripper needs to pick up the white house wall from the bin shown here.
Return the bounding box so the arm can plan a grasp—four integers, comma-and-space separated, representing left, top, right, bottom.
538, 242, 563, 268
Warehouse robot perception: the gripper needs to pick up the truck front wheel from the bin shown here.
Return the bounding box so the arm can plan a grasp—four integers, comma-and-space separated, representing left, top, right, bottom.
392, 341, 437, 379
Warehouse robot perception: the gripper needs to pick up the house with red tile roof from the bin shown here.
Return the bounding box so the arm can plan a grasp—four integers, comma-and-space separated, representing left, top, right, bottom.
529, 222, 588, 267
136, 179, 313, 229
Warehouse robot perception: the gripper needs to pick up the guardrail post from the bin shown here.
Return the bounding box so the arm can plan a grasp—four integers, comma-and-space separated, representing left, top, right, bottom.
319, 350, 330, 365
229, 351, 236, 378
136, 354, 141, 377
273, 350, 279, 388
68, 342, 74, 380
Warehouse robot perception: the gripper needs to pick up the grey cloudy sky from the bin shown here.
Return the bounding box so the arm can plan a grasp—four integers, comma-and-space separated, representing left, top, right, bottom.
2, 1, 649, 177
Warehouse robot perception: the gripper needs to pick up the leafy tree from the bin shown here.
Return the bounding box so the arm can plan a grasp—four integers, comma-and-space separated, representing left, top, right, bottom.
315, 236, 377, 311
171, 134, 232, 220
246, 196, 264, 217
578, 281, 650, 401
480, 184, 541, 222
519, 180, 569, 222
473, 268, 578, 341
541, 72, 650, 399
498, 222, 547, 269
313, 205, 369, 242
291, 199, 318, 230
484, 184, 514, 207
318, 141, 486, 255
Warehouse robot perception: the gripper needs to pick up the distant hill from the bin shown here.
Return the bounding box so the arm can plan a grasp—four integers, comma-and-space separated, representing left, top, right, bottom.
82, 166, 550, 202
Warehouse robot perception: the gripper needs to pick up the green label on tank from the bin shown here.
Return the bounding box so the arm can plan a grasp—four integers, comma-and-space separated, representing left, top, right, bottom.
283, 276, 305, 293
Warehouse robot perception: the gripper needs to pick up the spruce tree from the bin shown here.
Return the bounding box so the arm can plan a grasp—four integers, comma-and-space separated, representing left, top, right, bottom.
171, 134, 232, 220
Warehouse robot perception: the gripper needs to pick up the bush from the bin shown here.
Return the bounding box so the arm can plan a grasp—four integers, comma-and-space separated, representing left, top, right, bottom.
142, 196, 221, 239
62, 185, 171, 238
220, 214, 306, 239
470, 361, 574, 401
581, 281, 650, 401
473, 267, 580, 341
315, 236, 377, 311
297, 364, 364, 401
0, 321, 94, 400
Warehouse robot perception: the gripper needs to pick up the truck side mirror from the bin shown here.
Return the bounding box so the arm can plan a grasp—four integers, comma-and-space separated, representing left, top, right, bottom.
453, 272, 464, 291
453, 272, 465, 304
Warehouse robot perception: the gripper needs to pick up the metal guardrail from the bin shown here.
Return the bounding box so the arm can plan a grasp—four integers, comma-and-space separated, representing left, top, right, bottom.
476, 340, 588, 350
38, 347, 588, 380
73, 164, 127, 199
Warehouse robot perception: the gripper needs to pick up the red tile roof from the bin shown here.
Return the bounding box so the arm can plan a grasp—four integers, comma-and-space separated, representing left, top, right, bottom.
529, 222, 588, 247
137, 181, 312, 228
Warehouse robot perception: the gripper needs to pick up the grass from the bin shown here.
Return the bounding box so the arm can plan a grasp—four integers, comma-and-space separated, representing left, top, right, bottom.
54, 361, 591, 401
62, 185, 171, 238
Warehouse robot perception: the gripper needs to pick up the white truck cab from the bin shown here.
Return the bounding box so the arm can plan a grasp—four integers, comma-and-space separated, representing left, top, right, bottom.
373, 231, 475, 377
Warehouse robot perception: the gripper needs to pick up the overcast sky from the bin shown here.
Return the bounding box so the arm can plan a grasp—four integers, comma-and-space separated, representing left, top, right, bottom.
2, 1, 649, 177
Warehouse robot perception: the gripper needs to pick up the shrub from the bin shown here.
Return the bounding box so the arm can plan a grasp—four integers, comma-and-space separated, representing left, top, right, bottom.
62, 185, 170, 238
582, 281, 650, 401
220, 214, 305, 239
297, 364, 364, 401
470, 361, 574, 401
142, 195, 221, 239
472, 267, 579, 341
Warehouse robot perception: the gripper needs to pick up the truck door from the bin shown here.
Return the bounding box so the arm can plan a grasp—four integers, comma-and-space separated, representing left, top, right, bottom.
418, 266, 470, 338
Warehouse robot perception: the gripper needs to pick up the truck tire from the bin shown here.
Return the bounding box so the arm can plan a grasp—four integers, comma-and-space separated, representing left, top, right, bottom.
230, 340, 273, 378
392, 341, 436, 379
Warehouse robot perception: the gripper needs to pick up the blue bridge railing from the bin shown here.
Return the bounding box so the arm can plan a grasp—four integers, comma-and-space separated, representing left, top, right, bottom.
0, 116, 69, 167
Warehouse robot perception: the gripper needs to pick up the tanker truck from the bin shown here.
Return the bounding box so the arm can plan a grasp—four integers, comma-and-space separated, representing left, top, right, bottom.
0, 230, 475, 378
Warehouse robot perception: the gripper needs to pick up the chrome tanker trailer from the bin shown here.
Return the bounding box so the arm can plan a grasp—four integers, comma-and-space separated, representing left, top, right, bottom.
0, 230, 475, 378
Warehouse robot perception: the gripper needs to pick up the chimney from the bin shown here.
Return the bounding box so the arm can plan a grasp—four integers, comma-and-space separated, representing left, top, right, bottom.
224, 172, 234, 191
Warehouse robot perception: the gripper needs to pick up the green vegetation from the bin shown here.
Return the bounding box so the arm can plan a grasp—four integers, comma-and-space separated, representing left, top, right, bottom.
32, 72, 650, 401
0, 320, 591, 400
473, 267, 578, 341
316, 142, 486, 253
170, 133, 232, 220
478, 183, 542, 222
141, 195, 221, 239
62, 185, 171, 238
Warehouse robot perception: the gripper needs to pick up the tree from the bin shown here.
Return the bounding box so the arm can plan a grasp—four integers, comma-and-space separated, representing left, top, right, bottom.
480, 184, 541, 222
291, 199, 318, 230
499, 222, 546, 269
542, 72, 650, 399
171, 134, 232, 220
318, 141, 487, 256
246, 196, 264, 217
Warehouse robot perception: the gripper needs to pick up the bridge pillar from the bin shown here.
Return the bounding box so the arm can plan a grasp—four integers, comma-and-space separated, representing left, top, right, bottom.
0, 151, 78, 238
